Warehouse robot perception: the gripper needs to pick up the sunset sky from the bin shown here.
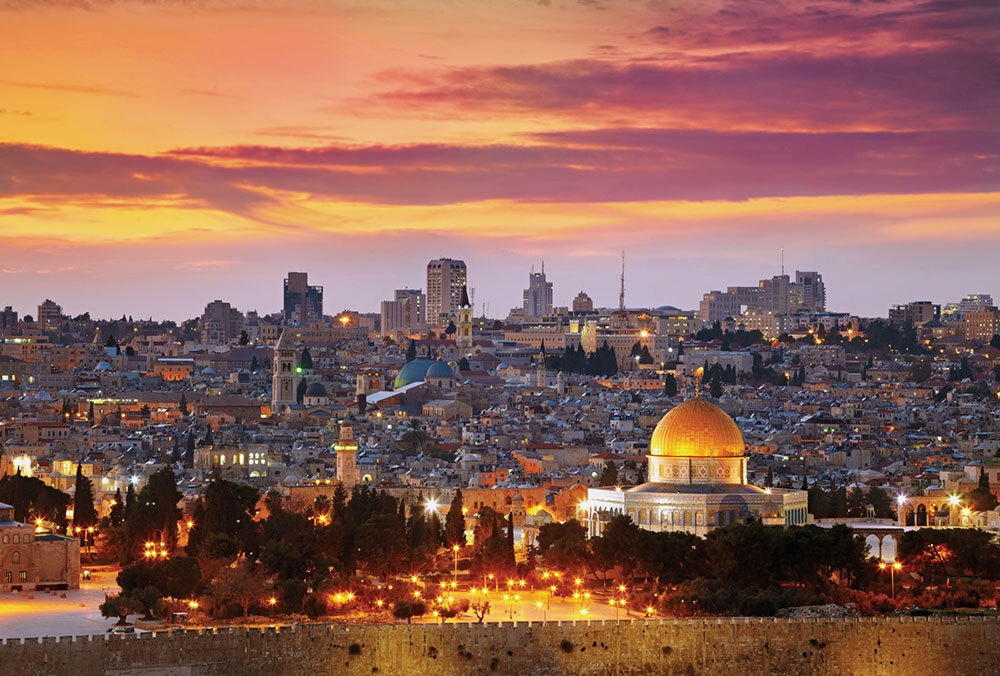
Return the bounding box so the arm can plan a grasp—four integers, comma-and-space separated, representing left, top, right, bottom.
1, 0, 997, 320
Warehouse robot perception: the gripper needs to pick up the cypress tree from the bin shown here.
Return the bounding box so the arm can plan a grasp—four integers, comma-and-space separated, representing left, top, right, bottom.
125, 481, 136, 517
109, 487, 125, 527
406, 339, 417, 363
296, 377, 307, 404
664, 373, 677, 397
73, 464, 98, 529
444, 490, 465, 547
709, 371, 723, 398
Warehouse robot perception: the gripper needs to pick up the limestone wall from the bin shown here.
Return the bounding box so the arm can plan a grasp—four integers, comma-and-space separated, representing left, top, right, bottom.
4, 616, 999, 676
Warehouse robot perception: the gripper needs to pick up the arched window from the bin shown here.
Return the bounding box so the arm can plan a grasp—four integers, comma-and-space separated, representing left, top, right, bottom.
1, 535, 8, 544
12, 551, 20, 564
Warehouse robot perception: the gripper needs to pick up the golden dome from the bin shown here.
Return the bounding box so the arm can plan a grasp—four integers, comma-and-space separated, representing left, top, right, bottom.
649, 398, 745, 458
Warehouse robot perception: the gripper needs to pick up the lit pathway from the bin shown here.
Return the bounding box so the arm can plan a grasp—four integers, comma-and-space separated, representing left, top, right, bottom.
0, 568, 118, 639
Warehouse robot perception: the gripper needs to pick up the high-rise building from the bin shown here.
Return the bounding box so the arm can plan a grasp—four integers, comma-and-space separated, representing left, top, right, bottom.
964, 307, 1000, 342
522, 264, 553, 318
380, 289, 426, 335
572, 291, 594, 314
199, 300, 244, 344
699, 290, 740, 323
0, 307, 17, 331
283, 272, 323, 327
888, 301, 939, 328
702, 270, 826, 321
794, 271, 826, 312
959, 294, 994, 314
426, 258, 467, 323
36, 299, 62, 333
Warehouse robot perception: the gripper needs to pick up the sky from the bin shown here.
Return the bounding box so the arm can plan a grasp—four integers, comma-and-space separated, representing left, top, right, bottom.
0, 0, 997, 321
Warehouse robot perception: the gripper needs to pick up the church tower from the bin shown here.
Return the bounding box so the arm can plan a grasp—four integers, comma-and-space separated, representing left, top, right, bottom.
335, 422, 359, 488
456, 284, 473, 351
271, 329, 297, 413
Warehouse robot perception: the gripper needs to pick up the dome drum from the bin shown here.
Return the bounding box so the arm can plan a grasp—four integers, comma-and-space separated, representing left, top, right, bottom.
648, 454, 746, 486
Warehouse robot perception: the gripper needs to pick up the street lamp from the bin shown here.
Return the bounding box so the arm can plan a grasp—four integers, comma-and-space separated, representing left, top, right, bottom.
452, 544, 460, 579
879, 561, 902, 600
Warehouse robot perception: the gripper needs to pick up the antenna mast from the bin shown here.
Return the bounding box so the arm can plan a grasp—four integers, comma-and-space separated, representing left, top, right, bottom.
618, 251, 626, 311
781, 247, 785, 276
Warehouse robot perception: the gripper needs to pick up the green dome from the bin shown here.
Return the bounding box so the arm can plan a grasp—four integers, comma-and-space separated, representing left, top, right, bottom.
426, 360, 455, 379
394, 359, 436, 389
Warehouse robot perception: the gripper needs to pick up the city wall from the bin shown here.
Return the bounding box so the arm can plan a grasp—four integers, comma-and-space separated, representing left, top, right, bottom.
4, 616, 1000, 676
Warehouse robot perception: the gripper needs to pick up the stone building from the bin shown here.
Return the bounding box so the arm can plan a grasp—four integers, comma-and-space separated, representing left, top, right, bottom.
0, 502, 80, 591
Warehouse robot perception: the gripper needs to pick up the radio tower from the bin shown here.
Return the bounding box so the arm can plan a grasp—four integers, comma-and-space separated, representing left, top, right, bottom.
618, 251, 626, 311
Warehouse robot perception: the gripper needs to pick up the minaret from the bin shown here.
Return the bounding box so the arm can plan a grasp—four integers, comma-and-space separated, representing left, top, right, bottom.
619, 250, 626, 311
271, 329, 297, 413
456, 284, 473, 351
335, 422, 359, 488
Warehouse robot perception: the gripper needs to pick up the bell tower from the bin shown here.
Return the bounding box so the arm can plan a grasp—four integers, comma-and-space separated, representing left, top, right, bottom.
335, 422, 359, 488
271, 329, 298, 413
457, 284, 473, 351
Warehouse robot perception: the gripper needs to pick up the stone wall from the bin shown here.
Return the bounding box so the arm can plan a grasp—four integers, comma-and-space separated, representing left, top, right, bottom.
4, 616, 999, 676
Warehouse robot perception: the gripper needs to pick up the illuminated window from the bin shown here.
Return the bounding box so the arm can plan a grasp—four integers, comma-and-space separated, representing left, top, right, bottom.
12, 552, 19, 564
19, 571, 27, 582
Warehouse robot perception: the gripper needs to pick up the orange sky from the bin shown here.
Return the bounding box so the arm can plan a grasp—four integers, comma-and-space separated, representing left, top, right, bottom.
1, 0, 997, 319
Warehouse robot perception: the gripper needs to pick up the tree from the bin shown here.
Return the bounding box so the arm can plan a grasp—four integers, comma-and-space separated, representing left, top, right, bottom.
598, 461, 619, 487
211, 559, 268, 619
239, 330, 249, 346
539, 520, 587, 572
125, 482, 136, 516
764, 467, 774, 488
139, 404, 151, 418
300, 347, 313, 370
406, 339, 417, 363
109, 488, 126, 527
444, 490, 465, 547
185, 434, 196, 466
445, 320, 457, 336
457, 357, 470, 371
470, 599, 490, 623
709, 371, 723, 398
355, 513, 408, 580
663, 373, 677, 397
100, 595, 141, 625
296, 377, 308, 404
179, 394, 188, 417
186, 474, 259, 558
991, 333, 1000, 350
392, 600, 427, 624
73, 464, 98, 529
162, 556, 203, 600
202, 427, 214, 447
249, 355, 259, 372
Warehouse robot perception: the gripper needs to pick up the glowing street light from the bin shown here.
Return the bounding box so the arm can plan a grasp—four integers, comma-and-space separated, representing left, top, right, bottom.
879, 561, 903, 600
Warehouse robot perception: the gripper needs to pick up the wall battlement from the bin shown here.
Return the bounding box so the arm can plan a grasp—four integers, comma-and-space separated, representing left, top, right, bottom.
5, 616, 999, 675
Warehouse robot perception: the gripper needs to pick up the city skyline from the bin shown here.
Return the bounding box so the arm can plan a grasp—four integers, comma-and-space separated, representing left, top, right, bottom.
0, 257, 994, 322
1, 0, 998, 319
